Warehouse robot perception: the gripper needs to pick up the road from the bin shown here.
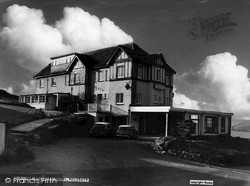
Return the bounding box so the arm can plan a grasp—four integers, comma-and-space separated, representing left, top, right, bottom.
0, 137, 250, 186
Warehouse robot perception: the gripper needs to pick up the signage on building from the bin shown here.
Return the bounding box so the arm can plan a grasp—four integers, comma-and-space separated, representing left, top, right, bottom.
154, 84, 164, 90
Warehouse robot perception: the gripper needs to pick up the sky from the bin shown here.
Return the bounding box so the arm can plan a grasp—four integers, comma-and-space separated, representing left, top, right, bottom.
1, 0, 250, 119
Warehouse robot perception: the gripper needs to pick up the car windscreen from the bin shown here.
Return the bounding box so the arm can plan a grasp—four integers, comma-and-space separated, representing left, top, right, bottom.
118, 127, 130, 131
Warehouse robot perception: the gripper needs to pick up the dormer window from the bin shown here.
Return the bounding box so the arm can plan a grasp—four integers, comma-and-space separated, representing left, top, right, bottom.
51, 60, 58, 66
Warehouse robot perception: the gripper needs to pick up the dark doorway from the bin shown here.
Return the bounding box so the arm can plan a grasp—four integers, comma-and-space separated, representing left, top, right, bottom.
139, 117, 145, 135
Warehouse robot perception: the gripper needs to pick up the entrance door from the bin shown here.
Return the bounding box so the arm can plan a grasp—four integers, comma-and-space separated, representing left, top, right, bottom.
139, 117, 145, 135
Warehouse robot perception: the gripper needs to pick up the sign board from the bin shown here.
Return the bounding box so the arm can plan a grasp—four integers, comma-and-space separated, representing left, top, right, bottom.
177, 120, 190, 138
154, 84, 165, 90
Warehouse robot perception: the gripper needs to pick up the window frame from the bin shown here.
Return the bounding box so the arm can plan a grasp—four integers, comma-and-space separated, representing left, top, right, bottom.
136, 93, 141, 104
105, 70, 109, 81
156, 68, 161, 81
117, 65, 125, 78
74, 73, 81, 84
190, 114, 199, 135
25, 96, 31, 103
220, 117, 227, 133
65, 75, 69, 85
39, 79, 45, 88
39, 95, 46, 103
204, 116, 219, 134
116, 93, 124, 104
98, 71, 104, 82
137, 65, 143, 79
51, 78, 56, 87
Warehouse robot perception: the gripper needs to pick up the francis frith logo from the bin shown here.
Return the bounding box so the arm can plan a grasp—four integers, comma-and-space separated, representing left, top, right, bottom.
188, 12, 237, 41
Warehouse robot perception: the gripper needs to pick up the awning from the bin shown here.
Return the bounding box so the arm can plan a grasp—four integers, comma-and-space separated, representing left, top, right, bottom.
130, 106, 171, 113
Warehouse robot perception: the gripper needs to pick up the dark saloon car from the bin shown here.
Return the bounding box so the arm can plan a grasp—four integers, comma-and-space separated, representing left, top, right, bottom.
89, 122, 114, 137
116, 125, 138, 139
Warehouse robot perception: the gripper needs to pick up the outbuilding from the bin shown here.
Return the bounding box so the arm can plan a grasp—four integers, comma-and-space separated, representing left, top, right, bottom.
129, 106, 233, 137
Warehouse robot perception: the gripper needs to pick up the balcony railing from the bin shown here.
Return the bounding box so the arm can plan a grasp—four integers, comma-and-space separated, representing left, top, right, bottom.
87, 103, 128, 116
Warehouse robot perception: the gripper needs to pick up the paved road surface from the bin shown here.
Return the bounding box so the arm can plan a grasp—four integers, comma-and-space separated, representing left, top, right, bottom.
0, 137, 250, 186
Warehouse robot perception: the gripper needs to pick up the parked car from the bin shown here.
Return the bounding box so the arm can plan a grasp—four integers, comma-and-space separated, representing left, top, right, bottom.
89, 122, 114, 137
116, 125, 138, 139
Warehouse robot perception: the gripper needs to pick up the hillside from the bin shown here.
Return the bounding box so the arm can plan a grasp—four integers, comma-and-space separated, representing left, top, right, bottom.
232, 120, 250, 132
0, 89, 18, 101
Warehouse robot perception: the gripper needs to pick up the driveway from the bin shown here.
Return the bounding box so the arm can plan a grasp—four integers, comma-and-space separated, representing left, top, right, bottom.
0, 137, 250, 186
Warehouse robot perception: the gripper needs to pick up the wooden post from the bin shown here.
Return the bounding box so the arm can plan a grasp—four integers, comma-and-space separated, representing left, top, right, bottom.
165, 113, 168, 137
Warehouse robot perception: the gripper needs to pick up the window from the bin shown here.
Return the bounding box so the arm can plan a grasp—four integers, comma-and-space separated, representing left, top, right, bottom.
31, 96, 35, 103
35, 95, 38, 102
190, 115, 199, 134
40, 95, 46, 103
25, 96, 31, 103
39, 79, 45, 88
105, 70, 108, 81
52, 60, 58, 66
116, 93, 124, 104
97, 94, 102, 102
138, 66, 143, 79
65, 75, 69, 85
157, 68, 161, 81
98, 71, 104, 81
165, 74, 170, 85
136, 93, 141, 104
221, 117, 226, 133
74, 73, 81, 84
51, 78, 56, 86
117, 66, 125, 78
158, 96, 162, 104
103, 93, 107, 100
154, 95, 157, 104
204, 116, 218, 134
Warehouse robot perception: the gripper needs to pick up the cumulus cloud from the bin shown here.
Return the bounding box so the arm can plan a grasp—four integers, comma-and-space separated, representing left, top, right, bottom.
56, 7, 133, 52
1, 4, 72, 72
0, 4, 133, 94
175, 52, 250, 119
173, 87, 200, 110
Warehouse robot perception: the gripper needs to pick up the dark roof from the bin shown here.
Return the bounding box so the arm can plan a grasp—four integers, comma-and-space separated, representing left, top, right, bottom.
147, 54, 176, 74
170, 107, 233, 116
34, 42, 176, 78
34, 64, 51, 78
84, 46, 118, 67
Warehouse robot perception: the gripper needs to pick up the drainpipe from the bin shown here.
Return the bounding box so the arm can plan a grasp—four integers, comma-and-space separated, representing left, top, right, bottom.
46, 78, 49, 94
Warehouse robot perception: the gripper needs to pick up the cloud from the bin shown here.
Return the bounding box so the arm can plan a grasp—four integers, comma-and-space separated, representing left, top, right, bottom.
0, 86, 13, 94
0, 4, 133, 94
1, 4, 72, 72
56, 7, 133, 52
19, 80, 36, 95
173, 87, 200, 110
174, 52, 250, 119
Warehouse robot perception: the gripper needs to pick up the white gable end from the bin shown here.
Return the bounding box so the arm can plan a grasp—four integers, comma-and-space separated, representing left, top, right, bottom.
117, 51, 129, 61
